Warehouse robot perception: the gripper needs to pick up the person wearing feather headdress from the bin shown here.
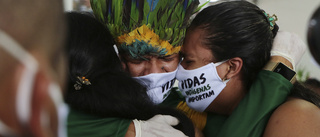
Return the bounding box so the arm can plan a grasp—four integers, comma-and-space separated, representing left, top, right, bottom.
65, 12, 200, 137
91, 0, 200, 105
90, 0, 207, 133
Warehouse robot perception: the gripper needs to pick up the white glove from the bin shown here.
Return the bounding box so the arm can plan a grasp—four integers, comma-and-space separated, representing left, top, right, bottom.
133, 115, 188, 137
271, 31, 307, 70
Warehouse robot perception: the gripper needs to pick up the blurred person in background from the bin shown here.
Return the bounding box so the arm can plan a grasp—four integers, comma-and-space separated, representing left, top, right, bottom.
0, 0, 68, 136
308, 6, 320, 66
305, 4, 320, 98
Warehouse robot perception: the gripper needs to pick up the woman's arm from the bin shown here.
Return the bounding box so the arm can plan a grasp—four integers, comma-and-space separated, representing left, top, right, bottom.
264, 97, 320, 137
125, 122, 135, 137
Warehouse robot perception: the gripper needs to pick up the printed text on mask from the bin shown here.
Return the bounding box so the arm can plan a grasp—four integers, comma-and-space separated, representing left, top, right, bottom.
180, 73, 215, 102
162, 78, 175, 98
162, 78, 176, 93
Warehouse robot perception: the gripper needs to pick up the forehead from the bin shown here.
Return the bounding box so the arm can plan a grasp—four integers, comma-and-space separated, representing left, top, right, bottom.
182, 29, 214, 60
123, 53, 179, 60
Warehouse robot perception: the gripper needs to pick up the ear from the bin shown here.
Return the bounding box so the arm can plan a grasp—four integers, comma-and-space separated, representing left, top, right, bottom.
225, 57, 243, 79
29, 71, 58, 137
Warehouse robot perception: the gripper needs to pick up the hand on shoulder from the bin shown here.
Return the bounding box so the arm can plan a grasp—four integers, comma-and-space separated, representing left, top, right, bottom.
264, 97, 320, 137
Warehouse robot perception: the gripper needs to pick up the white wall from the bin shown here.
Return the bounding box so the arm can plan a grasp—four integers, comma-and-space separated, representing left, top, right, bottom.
257, 0, 320, 80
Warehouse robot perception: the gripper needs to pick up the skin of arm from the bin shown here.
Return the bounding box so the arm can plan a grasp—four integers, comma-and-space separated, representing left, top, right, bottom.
125, 122, 135, 137
263, 97, 320, 137
269, 56, 293, 69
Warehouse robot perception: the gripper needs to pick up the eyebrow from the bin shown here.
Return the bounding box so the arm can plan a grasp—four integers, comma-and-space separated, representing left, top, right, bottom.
159, 55, 173, 58
179, 51, 193, 58
179, 51, 185, 57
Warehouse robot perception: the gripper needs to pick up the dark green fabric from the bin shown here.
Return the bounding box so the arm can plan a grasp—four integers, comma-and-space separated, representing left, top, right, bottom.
67, 87, 183, 137
67, 70, 292, 137
203, 70, 293, 137
67, 108, 132, 137
160, 87, 185, 108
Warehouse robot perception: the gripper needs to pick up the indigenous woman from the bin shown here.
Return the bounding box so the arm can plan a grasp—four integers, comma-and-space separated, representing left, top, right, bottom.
176, 1, 320, 136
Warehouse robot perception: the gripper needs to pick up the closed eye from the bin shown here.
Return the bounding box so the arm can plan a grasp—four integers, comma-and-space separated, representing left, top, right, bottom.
185, 60, 193, 64
181, 59, 193, 68
129, 59, 143, 64
125, 57, 147, 64
159, 56, 175, 62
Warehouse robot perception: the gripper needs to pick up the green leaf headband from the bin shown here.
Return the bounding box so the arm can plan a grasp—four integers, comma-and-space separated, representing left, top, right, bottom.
264, 11, 278, 30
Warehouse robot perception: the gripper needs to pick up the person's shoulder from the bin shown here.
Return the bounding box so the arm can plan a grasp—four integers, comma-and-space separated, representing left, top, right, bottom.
263, 97, 320, 137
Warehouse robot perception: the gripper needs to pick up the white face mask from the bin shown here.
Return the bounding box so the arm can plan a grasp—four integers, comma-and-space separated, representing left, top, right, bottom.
0, 29, 68, 137
133, 69, 178, 105
176, 61, 229, 112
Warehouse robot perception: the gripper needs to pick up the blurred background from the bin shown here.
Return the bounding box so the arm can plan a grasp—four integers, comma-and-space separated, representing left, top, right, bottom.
63, 0, 320, 82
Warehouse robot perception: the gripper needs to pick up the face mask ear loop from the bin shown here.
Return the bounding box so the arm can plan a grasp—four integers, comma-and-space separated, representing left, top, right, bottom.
113, 44, 120, 58
214, 60, 228, 66
214, 60, 230, 84
0, 29, 39, 125
179, 54, 184, 63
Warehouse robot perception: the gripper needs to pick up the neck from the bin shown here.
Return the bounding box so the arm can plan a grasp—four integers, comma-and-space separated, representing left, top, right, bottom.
206, 77, 247, 115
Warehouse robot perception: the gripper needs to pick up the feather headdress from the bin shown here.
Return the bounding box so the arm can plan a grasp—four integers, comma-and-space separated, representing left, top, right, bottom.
91, 0, 200, 59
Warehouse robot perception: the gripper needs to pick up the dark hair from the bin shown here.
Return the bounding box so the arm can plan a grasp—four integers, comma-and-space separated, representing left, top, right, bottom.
290, 82, 320, 108
188, 1, 278, 88
303, 78, 320, 95
65, 12, 194, 136
65, 11, 131, 117
304, 78, 320, 88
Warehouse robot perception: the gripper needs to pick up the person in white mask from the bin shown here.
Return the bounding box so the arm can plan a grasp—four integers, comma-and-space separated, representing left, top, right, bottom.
176, 1, 320, 137
0, 0, 68, 136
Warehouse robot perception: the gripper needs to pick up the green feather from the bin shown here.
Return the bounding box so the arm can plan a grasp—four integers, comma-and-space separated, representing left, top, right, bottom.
130, 2, 140, 30
194, 0, 209, 13
91, 0, 200, 57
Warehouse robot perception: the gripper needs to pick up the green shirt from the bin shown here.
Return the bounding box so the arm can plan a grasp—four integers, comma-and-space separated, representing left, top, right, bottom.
67, 88, 183, 137
203, 70, 293, 137
67, 70, 292, 137
67, 108, 132, 137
